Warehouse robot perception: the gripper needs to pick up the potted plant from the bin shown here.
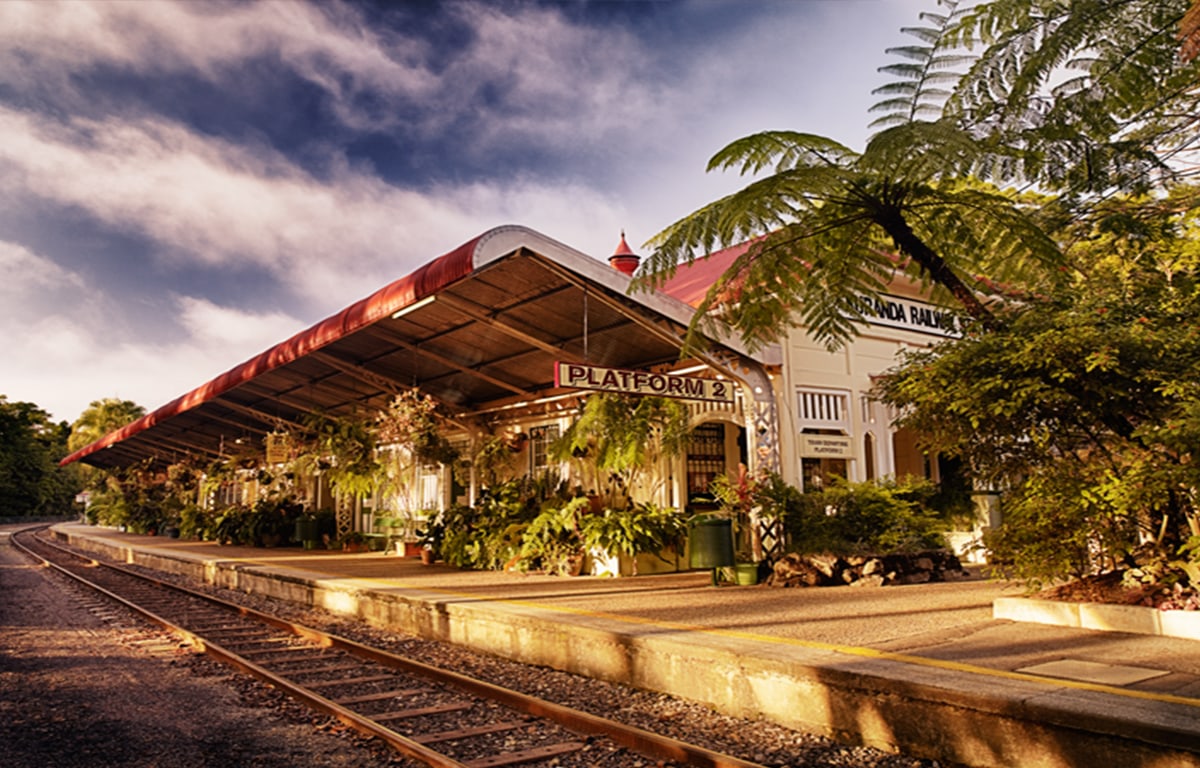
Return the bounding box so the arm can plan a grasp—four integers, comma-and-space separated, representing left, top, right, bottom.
551, 392, 692, 513
338, 531, 367, 552
581, 502, 687, 576
416, 513, 446, 564
518, 497, 590, 576
731, 548, 762, 585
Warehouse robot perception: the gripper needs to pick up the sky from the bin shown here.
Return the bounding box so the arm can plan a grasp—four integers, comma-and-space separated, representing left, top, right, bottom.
0, 0, 932, 424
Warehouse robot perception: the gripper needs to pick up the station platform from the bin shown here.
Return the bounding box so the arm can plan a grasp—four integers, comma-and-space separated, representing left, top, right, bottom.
31, 524, 1200, 767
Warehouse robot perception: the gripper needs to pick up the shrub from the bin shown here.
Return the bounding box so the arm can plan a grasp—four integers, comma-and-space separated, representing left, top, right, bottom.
581, 502, 687, 562
785, 477, 953, 556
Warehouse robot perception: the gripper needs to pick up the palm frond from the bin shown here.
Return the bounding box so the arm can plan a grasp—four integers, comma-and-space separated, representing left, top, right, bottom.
678, 218, 893, 352
706, 131, 857, 175
869, 0, 972, 129
947, 0, 1199, 193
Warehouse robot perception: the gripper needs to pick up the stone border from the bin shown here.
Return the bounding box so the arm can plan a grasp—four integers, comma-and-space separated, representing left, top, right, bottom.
994, 596, 1200, 641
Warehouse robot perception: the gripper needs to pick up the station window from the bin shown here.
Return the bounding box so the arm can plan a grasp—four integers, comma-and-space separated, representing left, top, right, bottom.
416, 463, 441, 510
528, 424, 560, 475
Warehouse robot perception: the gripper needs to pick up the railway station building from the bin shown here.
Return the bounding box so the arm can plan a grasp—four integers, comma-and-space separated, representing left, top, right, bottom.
61, 225, 977, 566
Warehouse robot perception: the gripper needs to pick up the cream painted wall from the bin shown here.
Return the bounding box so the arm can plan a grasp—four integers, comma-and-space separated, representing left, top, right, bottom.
779, 281, 954, 487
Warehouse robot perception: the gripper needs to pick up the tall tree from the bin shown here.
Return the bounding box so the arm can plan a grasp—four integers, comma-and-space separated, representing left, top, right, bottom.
636, 2, 1061, 352
876, 186, 1200, 583
946, 0, 1200, 197
0, 396, 80, 516
68, 398, 146, 454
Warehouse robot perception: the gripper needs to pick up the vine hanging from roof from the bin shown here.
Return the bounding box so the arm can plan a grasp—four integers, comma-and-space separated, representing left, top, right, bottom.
376, 389, 460, 467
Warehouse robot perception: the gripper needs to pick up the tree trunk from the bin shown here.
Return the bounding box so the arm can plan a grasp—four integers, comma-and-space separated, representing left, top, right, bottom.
876, 210, 1001, 332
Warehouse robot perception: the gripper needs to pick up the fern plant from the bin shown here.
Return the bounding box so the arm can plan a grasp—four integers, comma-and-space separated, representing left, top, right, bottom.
635, 1, 1066, 352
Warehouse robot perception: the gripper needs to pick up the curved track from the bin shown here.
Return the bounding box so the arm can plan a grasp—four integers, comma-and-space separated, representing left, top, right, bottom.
12, 527, 765, 768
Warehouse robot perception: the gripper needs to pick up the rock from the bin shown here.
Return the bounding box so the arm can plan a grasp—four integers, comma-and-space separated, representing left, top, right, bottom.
808, 553, 841, 579
768, 553, 829, 587
850, 574, 885, 588
767, 549, 966, 588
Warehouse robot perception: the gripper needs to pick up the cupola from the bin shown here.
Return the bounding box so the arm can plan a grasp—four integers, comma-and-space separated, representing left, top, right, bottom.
607, 230, 640, 276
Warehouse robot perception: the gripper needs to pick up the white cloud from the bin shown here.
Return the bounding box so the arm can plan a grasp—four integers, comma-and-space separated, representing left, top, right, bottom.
2, 292, 314, 423
0, 1, 438, 126
0, 105, 651, 305
176, 295, 304, 349
0, 240, 84, 295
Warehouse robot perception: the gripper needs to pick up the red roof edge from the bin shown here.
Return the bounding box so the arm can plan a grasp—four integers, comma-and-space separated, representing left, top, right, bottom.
60, 233, 485, 467
657, 240, 755, 308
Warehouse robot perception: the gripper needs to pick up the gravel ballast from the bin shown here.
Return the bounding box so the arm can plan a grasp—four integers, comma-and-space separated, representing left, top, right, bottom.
2, 533, 945, 767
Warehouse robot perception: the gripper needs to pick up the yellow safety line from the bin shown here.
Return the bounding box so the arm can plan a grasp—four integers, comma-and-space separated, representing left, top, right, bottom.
110, 538, 1200, 712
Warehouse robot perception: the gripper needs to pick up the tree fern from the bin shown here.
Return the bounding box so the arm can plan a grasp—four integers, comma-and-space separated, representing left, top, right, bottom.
637, 2, 1100, 353
870, 1, 975, 129
946, 0, 1200, 194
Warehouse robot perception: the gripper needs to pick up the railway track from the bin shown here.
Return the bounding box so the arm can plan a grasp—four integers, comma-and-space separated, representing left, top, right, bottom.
12, 528, 767, 768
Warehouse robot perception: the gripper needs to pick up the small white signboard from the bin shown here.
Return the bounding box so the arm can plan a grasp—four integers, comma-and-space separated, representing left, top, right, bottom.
799, 434, 854, 459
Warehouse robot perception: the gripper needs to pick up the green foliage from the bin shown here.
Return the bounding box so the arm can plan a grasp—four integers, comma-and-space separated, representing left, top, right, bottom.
551, 393, 691, 505
68, 398, 145, 454
438, 479, 535, 569
785, 477, 953, 556
637, 125, 1061, 352
178, 503, 214, 541
519, 496, 591, 575
415, 510, 447, 555
376, 389, 460, 466
0, 396, 81, 517
249, 495, 304, 545
878, 188, 1200, 584
212, 503, 252, 545
299, 411, 381, 499
945, 0, 1199, 196
870, 1, 973, 128
435, 474, 688, 575
580, 502, 687, 562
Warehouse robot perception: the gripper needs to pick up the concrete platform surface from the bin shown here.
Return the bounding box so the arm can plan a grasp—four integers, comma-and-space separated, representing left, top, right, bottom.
27, 524, 1200, 768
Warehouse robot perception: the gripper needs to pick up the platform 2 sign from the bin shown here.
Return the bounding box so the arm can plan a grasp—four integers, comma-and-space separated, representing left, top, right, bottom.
554, 362, 735, 403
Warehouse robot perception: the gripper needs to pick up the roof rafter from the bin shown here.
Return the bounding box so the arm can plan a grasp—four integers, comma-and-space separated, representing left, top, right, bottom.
436, 293, 570, 358
310, 349, 403, 397
368, 324, 534, 398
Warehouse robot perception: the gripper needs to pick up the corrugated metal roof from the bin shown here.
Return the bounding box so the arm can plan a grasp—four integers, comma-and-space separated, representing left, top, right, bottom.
656, 240, 753, 308
63, 225, 772, 470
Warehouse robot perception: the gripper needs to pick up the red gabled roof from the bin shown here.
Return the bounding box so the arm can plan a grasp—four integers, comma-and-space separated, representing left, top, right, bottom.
657, 240, 755, 308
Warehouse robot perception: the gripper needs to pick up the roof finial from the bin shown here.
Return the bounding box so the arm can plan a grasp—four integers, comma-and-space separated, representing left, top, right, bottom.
609, 230, 639, 275
608, 230, 640, 275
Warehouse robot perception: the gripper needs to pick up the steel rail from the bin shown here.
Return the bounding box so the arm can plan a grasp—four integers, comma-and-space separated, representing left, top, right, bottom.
12, 527, 470, 768
13, 528, 766, 768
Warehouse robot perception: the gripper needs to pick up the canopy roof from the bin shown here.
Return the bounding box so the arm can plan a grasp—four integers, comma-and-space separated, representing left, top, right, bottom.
64, 225, 774, 470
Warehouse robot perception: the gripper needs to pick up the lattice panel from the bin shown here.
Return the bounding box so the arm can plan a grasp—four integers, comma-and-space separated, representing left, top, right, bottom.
336, 504, 353, 540
756, 516, 786, 562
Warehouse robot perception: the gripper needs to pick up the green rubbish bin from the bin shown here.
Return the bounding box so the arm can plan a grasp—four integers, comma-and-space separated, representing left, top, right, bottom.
688, 515, 734, 585
294, 518, 319, 550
